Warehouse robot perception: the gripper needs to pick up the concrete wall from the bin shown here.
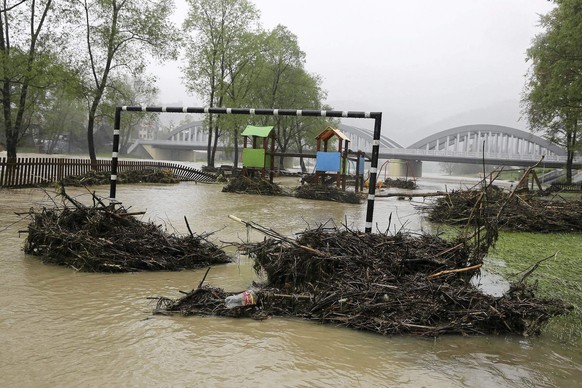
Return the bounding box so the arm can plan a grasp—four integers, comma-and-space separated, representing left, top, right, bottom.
381, 159, 423, 178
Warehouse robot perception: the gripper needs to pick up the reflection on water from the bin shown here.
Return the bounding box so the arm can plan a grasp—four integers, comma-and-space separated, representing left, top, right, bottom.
1, 180, 581, 387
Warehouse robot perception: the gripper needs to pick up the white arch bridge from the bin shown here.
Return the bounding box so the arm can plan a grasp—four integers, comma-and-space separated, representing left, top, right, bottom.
340, 123, 579, 169
130, 122, 581, 169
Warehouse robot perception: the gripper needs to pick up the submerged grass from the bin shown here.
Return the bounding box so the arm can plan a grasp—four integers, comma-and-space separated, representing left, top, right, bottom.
487, 232, 582, 345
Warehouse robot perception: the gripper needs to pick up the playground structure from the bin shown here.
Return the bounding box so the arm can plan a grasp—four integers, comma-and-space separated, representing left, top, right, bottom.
314, 127, 349, 189
313, 126, 366, 192
240, 125, 276, 183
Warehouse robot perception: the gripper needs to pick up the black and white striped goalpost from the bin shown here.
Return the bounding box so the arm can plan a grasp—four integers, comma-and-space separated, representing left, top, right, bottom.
112, 106, 383, 233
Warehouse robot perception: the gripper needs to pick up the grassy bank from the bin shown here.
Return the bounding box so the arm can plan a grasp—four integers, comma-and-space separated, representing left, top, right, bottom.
487, 232, 582, 344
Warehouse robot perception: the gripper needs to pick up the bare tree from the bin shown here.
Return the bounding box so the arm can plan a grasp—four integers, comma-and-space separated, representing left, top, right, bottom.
73, 0, 179, 168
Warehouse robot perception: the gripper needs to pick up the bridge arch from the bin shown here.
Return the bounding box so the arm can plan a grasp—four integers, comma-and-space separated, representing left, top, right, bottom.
407, 124, 565, 157
338, 123, 403, 150
164, 121, 205, 143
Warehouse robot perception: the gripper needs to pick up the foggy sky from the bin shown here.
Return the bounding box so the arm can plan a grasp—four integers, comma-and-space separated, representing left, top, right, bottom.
151, 0, 555, 146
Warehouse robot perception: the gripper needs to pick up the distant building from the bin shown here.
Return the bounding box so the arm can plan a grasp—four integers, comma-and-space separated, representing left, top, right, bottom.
138, 123, 158, 140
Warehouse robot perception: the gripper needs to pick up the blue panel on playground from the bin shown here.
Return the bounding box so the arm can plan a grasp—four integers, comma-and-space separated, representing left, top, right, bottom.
316, 151, 341, 172
359, 156, 365, 174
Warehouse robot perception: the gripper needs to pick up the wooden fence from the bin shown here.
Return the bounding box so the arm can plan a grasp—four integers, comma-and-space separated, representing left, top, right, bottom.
0, 157, 216, 188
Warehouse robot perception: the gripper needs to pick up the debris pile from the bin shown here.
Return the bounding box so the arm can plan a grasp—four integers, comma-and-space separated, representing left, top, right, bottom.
156, 223, 570, 337
382, 178, 417, 190
221, 175, 363, 204
221, 176, 284, 196
426, 186, 582, 233
155, 285, 258, 319
60, 168, 179, 186
24, 191, 230, 272
294, 185, 362, 204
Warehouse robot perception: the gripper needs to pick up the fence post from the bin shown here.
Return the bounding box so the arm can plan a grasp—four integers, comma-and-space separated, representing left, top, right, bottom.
57, 158, 64, 181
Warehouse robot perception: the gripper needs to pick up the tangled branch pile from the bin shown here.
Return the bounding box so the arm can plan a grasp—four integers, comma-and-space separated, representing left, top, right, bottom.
155, 286, 259, 319
24, 192, 230, 272
382, 178, 417, 189
426, 186, 582, 232
157, 222, 569, 337
60, 168, 179, 186
222, 175, 363, 204
294, 185, 362, 204
222, 176, 284, 195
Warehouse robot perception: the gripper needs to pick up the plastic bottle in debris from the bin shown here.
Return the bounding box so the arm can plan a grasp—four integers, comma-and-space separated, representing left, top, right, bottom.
225, 290, 258, 309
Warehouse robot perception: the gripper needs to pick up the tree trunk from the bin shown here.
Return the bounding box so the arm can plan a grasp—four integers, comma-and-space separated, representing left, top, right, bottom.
566, 150, 573, 183
210, 125, 220, 167
565, 129, 574, 184
297, 143, 307, 173
5, 130, 17, 164
233, 128, 239, 168
87, 114, 97, 170
206, 115, 213, 167
300, 157, 306, 173
1, 75, 16, 164
277, 135, 290, 170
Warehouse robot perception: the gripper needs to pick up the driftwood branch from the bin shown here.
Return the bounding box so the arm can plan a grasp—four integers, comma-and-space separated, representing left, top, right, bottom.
228, 214, 328, 257
514, 253, 557, 284
376, 191, 449, 198
427, 264, 482, 280
197, 267, 212, 289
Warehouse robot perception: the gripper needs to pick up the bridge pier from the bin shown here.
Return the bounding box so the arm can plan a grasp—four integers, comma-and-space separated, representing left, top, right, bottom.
379, 159, 422, 179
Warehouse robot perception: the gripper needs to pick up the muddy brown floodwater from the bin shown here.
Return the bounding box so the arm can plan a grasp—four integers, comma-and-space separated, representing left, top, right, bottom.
1, 178, 581, 387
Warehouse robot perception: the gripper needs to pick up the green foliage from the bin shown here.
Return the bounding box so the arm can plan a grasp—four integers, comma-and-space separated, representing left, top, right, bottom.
0, 0, 71, 158
183, 0, 262, 166
0, 0, 178, 162
38, 84, 86, 153
182, 1, 333, 168
488, 232, 582, 345
251, 26, 333, 166
183, 0, 260, 101
72, 0, 180, 164
523, 0, 582, 182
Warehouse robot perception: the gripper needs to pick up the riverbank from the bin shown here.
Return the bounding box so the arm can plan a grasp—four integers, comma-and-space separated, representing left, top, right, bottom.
418, 177, 582, 344
487, 232, 582, 345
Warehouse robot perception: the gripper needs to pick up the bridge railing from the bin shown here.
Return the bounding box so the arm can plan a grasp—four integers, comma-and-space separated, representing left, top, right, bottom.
551, 182, 582, 192
137, 139, 212, 147
377, 148, 576, 163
